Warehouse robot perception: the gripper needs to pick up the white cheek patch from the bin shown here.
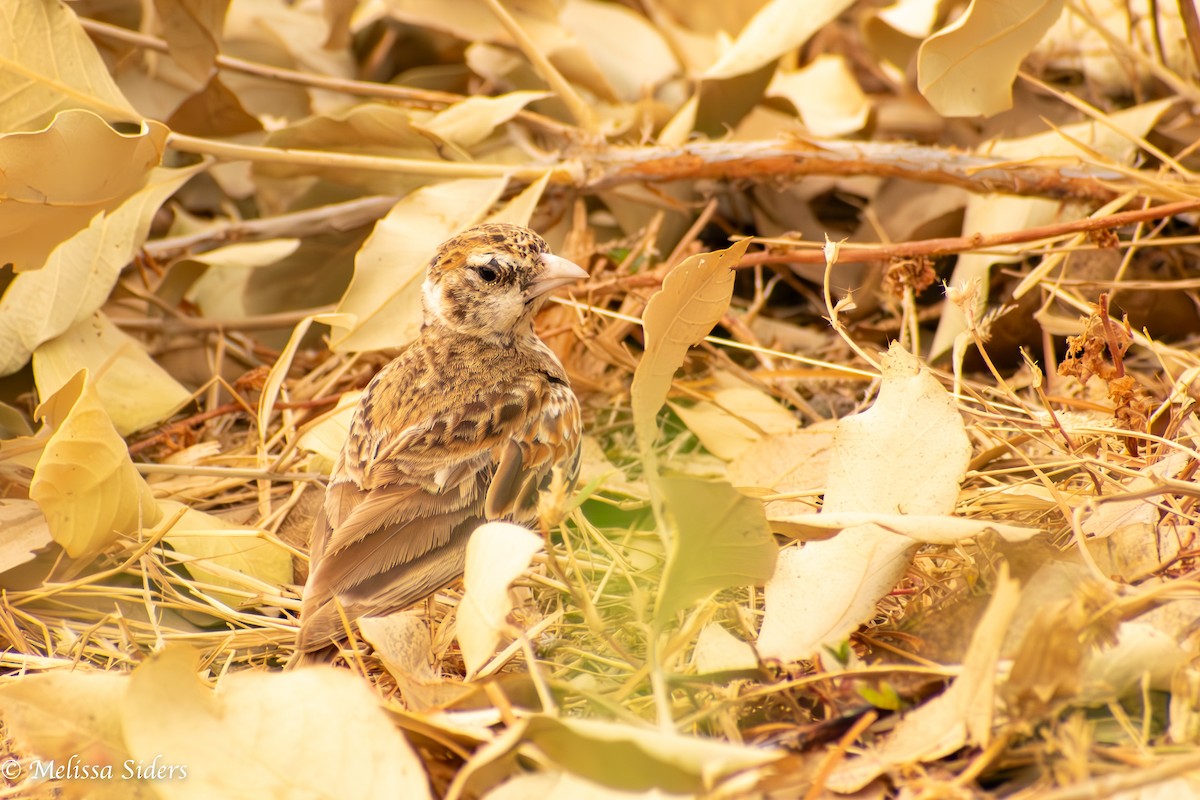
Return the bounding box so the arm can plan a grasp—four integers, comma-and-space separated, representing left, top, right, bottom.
423, 280, 448, 324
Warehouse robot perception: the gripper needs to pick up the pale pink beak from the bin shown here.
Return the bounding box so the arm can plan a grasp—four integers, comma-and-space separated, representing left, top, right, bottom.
525, 253, 588, 299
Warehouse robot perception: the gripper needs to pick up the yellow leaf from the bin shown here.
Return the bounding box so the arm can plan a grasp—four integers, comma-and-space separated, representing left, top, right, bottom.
758, 343, 972, 660
629, 238, 750, 457
0, 111, 169, 273
704, 0, 857, 80
29, 370, 162, 558
421, 91, 550, 148
668, 381, 799, 461
0, 164, 200, 377
119, 647, 433, 800
458, 521, 544, 678
768, 55, 870, 138
918, 0, 1065, 117
33, 313, 192, 436
159, 501, 293, 608
0, 0, 139, 131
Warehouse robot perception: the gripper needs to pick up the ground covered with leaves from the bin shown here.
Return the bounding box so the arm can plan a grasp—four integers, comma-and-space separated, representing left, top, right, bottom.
3, 0, 1200, 798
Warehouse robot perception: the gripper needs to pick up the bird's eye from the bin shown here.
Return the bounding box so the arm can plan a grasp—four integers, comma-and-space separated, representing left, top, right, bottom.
476, 264, 500, 283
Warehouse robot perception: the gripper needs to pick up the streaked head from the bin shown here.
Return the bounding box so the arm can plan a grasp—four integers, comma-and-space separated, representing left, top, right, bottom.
422, 223, 588, 339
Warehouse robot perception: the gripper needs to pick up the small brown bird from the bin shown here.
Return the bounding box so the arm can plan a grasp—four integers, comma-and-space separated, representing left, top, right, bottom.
295, 223, 587, 663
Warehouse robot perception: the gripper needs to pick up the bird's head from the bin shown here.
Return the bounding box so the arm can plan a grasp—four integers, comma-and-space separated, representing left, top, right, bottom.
422, 223, 588, 340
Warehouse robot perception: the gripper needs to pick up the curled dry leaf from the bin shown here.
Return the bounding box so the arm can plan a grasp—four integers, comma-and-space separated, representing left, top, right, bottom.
33, 313, 192, 437
29, 370, 161, 559
0, 0, 139, 131
0, 164, 199, 377
758, 343, 972, 661
458, 521, 544, 679
121, 647, 432, 800
918, 0, 1065, 117
0, 110, 168, 273
767, 54, 870, 138
358, 613, 472, 710
629, 239, 750, 457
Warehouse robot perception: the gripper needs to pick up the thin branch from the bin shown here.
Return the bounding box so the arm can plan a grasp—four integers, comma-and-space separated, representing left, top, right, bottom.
739, 198, 1200, 265
79, 17, 578, 139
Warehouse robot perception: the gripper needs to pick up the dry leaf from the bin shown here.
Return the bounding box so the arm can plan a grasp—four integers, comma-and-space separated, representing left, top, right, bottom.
524, 715, 780, 795
0, 164, 200, 377
159, 501, 293, 608
458, 521, 544, 678
828, 566, 1021, 792
0, 0, 139, 131
359, 613, 472, 710
668, 381, 800, 461
33, 313, 192, 436
692, 622, 758, 674
704, 0, 857, 80
121, 647, 432, 799
29, 370, 162, 558
420, 91, 550, 148
758, 343, 972, 661
0, 669, 141, 799
918, 0, 1065, 117
629, 239, 750, 457
768, 55, 870, 137
0, 110, 169, 273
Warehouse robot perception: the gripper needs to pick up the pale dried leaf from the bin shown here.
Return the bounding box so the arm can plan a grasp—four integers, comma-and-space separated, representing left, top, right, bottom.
488, 770, 693, 800
692, 622, 758, 673
359, 613, 472, 710
629, 239, 750, 456
0, 111, 168, 273
918, 0, 1065, 117
0, 500, 54, 576
421, 91, 549, 148
524, 715, 780, 794
0, 165, 200, 377
159, 501, 293, 607
296, 390, 362, 464
772, 511, 1040, 543
0, 670, 144, 799
668, 383, 799, 461
828, 567, 1021, 792
0, 0, 139, 131
458, 522, 544, 678
30, 370, 162, 558
121, 647, 432, 799
704, 0, 856, 80
758, 344, 972, 660
768, 55, 869, 137
33, 313, 192, 436
153, 0, 229, 83
561, 0, 679, 101
184, 239, 303, 320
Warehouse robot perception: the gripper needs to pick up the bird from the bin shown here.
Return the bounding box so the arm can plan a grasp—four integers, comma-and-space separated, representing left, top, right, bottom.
294, 223, 587, 664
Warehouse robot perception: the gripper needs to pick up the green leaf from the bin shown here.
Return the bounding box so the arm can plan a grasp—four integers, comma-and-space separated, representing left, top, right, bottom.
655, 476, 776, 625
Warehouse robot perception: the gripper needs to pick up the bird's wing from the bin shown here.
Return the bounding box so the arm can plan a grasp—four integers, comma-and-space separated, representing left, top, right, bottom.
485, 378, 582, 520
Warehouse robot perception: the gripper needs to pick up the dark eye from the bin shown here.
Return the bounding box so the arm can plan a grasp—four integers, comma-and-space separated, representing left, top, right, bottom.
476, 264, 500, 283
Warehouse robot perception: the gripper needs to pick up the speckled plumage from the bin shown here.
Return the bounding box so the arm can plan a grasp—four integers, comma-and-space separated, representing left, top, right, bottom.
295, 224, 586, 662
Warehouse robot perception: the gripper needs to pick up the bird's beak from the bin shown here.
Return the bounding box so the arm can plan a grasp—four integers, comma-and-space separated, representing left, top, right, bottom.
526, 253, 588, 299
